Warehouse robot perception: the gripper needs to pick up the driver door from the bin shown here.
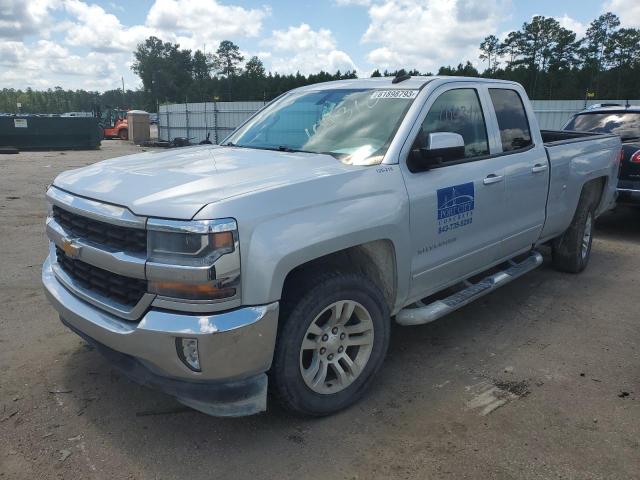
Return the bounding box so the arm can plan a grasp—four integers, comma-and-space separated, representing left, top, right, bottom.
401, 85, 513, 302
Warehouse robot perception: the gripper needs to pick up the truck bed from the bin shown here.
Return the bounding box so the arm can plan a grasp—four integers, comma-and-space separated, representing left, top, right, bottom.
540, 130, 620, 241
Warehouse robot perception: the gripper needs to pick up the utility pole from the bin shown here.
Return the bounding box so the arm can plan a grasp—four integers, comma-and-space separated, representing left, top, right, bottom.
122, 76, 125, 107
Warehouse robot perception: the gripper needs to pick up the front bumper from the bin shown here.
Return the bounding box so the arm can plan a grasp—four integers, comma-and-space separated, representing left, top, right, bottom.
42, 257, 279, 416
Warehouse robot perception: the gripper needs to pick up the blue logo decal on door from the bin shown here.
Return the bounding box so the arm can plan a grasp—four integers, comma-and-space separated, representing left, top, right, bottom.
437, 182, 474, 234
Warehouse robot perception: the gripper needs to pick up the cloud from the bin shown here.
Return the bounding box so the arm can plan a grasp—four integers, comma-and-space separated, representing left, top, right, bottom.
604, 0, 640, 28
0, 0, 272, 90
61, 0, 270, 54
146, 0, 270, 50
263, 24, 357, 74
361, 0, 510, 73
0, 0, 56, 39
558, 14, 587, 38
265, 24, 336, 51
63, 0, 154, 53
0, 39, 120, 90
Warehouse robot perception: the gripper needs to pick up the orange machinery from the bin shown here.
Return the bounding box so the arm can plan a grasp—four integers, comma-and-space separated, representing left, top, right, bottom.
101, 108, 129, 140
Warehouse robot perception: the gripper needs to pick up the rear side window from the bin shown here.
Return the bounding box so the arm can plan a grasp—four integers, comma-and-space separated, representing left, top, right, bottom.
419, 88, 489, 159
489, 89, 532, 152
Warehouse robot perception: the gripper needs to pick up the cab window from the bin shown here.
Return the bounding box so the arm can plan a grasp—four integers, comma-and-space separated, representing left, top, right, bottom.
415, 89, 490, 160
489, 88, 533, 152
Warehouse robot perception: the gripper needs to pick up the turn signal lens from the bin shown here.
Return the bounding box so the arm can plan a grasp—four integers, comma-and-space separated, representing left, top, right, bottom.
211, 231, 234, 249
150, 281, 236, 300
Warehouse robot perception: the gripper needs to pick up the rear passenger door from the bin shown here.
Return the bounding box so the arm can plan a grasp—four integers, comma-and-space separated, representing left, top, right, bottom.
401, 85, 513, 301
487, 88, 549, 255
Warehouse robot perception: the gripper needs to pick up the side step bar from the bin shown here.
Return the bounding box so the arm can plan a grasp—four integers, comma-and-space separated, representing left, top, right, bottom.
396, 251, 543, 326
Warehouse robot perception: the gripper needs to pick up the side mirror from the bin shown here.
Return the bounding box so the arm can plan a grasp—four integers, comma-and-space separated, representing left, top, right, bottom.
408, 132, 465, 172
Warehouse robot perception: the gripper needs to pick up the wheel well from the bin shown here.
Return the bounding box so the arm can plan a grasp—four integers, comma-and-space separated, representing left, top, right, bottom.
281, 240, 397, 310
582, 176, 606, 211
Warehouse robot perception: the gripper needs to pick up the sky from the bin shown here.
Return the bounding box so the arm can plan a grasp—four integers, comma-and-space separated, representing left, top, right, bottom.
1, 0, 639, 92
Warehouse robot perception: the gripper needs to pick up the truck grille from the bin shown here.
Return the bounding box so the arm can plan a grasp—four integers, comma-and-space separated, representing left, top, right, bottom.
56, 246, 147, 307
53, 205, 146, 254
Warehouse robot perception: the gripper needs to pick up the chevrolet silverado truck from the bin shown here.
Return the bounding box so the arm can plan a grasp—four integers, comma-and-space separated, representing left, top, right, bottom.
42, 76, 620, 417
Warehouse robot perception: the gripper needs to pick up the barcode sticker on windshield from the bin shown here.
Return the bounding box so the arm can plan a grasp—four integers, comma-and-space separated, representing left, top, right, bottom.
370, 90, 418, 99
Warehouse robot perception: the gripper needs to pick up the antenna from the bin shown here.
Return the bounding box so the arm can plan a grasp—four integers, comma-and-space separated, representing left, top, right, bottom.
392, 72, 411, 84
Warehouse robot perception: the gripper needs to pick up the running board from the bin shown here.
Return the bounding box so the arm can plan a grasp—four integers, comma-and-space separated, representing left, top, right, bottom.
396, 251, 544, 326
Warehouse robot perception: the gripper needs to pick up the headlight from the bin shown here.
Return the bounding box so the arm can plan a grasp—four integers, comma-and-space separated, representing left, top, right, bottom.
146, 218, 240, 301
148, 229, 234, 266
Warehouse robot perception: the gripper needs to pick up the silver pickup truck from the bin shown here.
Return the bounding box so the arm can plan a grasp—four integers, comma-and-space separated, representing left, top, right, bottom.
42, 76, 620, 417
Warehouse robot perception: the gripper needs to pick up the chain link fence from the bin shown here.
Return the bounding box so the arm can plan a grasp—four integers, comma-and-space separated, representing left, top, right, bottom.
158, 101, 266, 144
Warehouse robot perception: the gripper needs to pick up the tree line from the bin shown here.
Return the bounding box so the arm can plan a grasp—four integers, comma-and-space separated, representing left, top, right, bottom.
0, 39, 358, 114
0, 87, 146, 116
477, 12, 640, 99
129, 37, 358, 110
1, 11, 639, 114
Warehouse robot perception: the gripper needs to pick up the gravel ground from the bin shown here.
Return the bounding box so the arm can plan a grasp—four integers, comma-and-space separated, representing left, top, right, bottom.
1, 141, 638, 479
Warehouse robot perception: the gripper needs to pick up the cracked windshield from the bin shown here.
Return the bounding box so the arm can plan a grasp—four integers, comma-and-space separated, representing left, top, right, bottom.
227, 89, 417, 165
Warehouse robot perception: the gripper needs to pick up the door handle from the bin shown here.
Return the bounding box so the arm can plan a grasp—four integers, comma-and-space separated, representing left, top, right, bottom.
483, 174, 504, 185
532, 163, 548, 173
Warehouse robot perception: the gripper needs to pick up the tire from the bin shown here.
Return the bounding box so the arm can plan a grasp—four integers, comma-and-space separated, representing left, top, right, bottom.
552, 190, 596, 273
271, 272, 390, 416
118, 129, 128, 140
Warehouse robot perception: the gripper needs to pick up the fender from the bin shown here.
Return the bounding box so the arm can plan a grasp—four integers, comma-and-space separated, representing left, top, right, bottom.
195, 166, 412, 311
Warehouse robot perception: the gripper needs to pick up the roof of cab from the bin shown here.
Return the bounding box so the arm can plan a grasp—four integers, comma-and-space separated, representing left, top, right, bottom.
292, 75, 520, 92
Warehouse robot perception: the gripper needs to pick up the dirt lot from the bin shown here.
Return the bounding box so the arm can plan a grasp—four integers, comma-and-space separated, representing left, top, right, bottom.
1, 141, 638, 479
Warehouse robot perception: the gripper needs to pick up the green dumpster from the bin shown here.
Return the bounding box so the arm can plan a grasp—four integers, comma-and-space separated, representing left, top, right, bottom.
0, 116, 103, 150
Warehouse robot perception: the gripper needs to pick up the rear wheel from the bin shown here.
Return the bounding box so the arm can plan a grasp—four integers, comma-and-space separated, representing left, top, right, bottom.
118, 128, 128, 140
552, 191, 596, 273
272, 272, 390, 416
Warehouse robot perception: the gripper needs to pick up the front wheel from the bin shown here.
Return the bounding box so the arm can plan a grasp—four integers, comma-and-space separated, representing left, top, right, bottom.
272, 272, 390, 416
118, 128, 128, 140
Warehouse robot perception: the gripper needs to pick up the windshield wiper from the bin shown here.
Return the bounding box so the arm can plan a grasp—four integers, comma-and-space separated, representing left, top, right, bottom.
224, 143, 317, 154
277, 145, 296, 152
251, 145, 302, 152
252, 145, 312, 154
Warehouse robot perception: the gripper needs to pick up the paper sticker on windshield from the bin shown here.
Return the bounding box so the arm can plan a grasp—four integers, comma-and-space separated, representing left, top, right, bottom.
437, 182, 474, 235
370, 90, 418, 100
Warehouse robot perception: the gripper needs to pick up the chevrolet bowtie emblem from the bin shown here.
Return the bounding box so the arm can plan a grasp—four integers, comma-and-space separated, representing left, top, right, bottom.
61, 238, 81, 259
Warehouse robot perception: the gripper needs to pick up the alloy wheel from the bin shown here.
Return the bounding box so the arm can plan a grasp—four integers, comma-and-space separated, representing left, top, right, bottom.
299, 300, 374, 394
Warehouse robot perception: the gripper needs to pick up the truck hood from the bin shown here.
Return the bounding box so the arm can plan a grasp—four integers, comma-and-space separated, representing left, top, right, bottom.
53, 145, 350, 219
